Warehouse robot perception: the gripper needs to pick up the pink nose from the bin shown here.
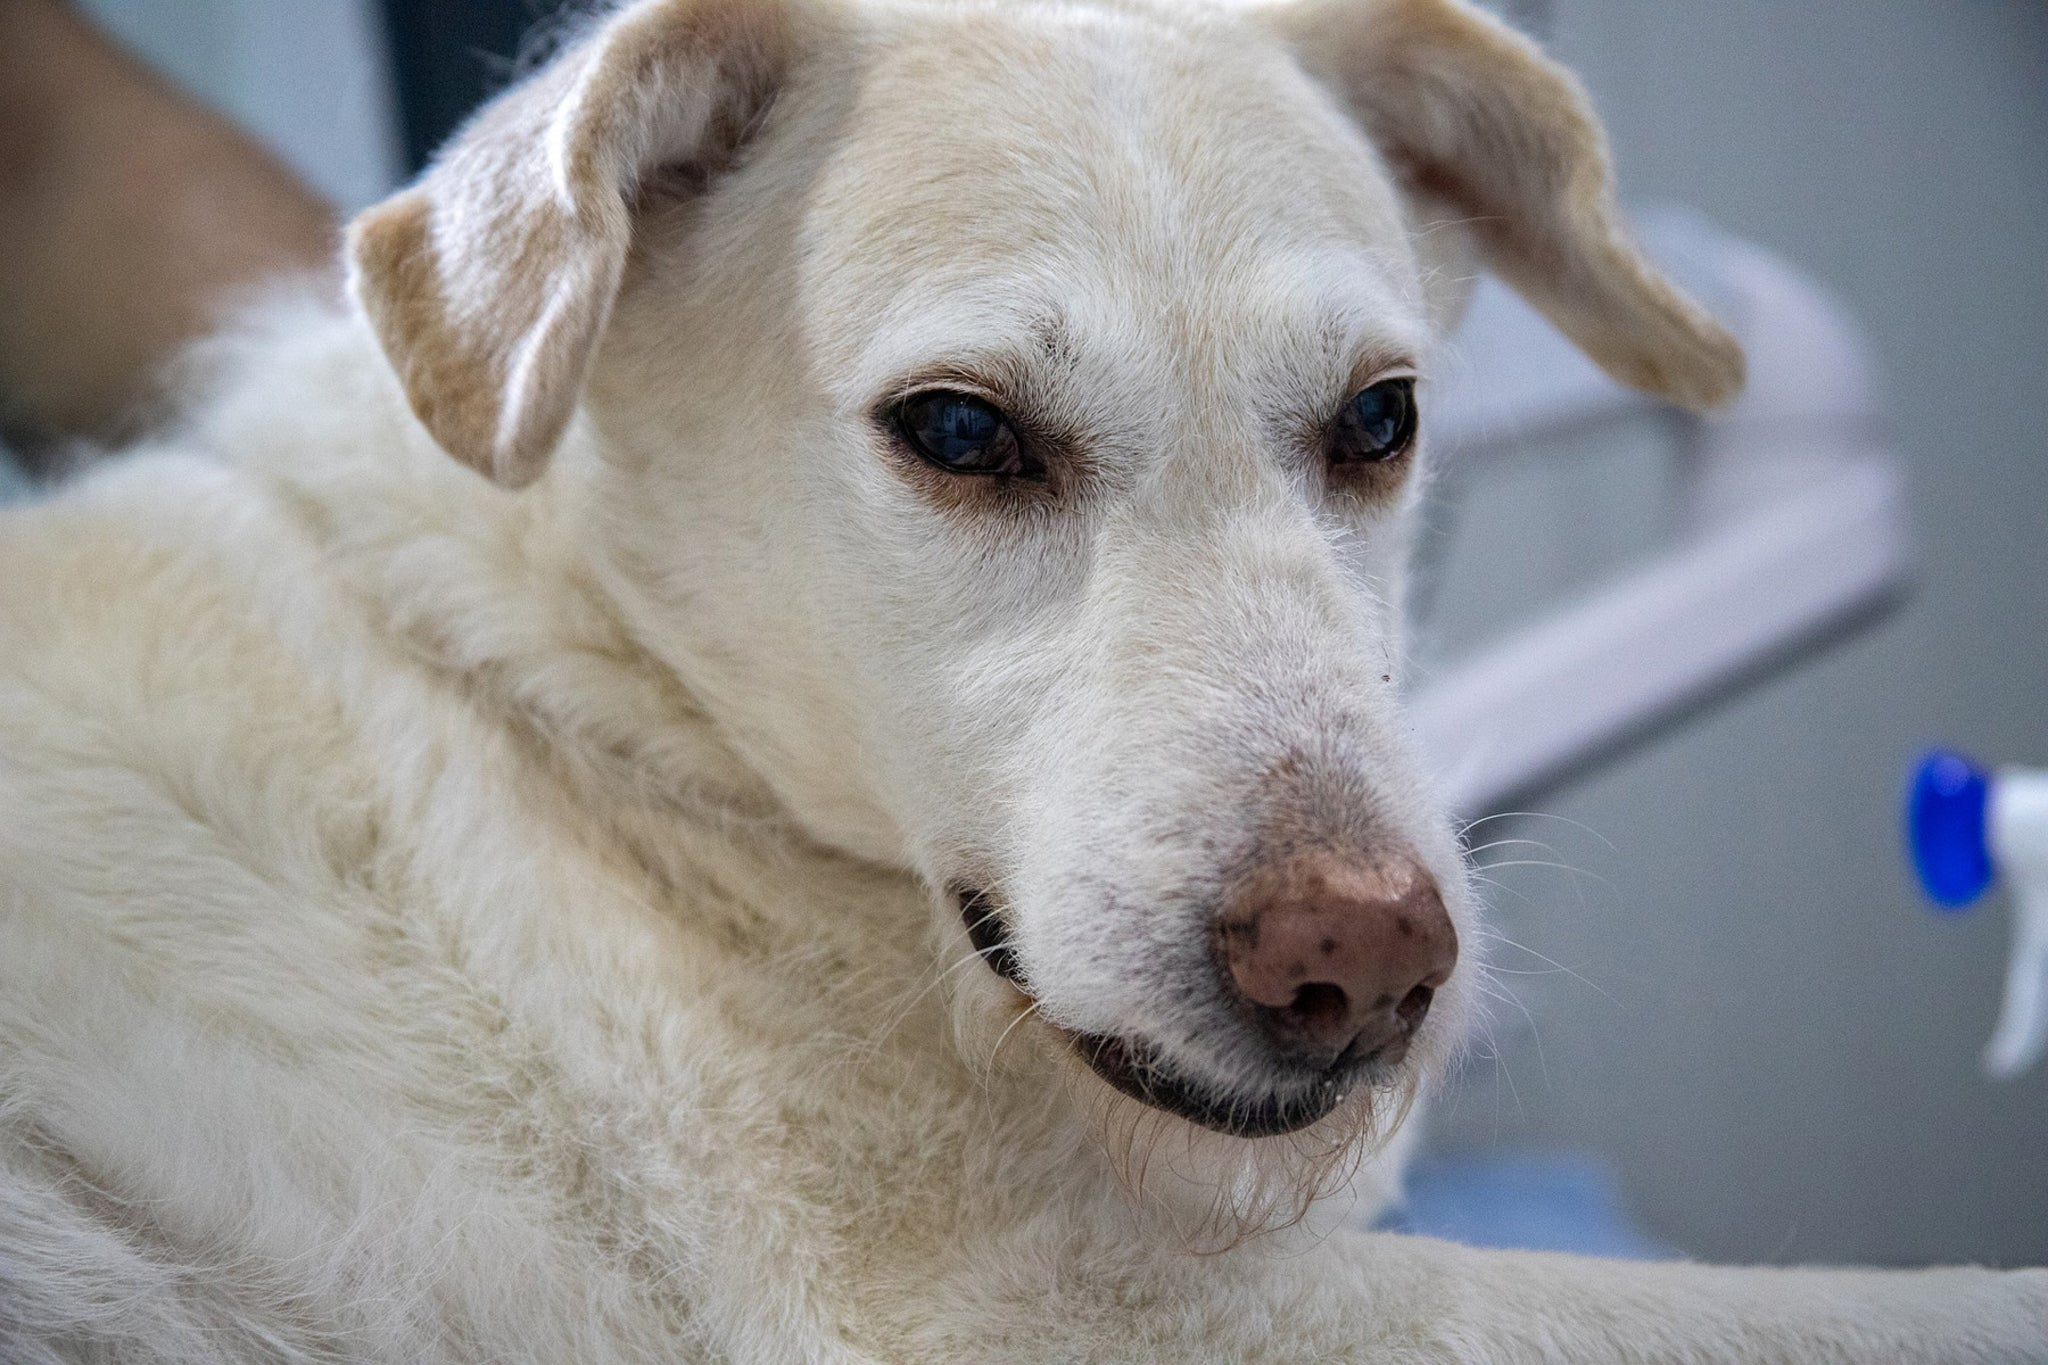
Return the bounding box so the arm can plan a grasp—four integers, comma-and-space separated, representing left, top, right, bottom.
1214, 850, 1457, 1065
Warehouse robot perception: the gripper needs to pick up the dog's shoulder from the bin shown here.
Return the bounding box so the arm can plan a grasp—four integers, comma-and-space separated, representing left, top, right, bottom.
0, 445, 369, 850
0, 303, 974, 1362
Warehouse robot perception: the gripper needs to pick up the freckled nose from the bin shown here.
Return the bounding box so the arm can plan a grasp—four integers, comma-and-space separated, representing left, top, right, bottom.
1214, 850, 1457, 1066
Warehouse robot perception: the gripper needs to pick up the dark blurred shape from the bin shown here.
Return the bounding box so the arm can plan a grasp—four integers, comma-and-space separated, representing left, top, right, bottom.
0, 0, 334, 453
381, 0, 567, 173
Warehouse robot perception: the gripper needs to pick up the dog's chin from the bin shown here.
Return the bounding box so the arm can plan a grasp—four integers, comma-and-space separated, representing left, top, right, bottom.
1071, 1029, 1384, 1139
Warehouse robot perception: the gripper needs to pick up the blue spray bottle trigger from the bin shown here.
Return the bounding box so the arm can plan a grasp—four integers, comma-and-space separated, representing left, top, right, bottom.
1905, 750, 2048, 1077
1908, 749, 1994, 909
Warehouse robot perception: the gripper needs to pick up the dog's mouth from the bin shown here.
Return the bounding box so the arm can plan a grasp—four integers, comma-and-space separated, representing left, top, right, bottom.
959, 888, 1371, 1139
1068, 1029, 1365, 1138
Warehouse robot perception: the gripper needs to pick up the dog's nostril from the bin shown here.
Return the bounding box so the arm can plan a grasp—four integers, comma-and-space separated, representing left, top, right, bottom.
1396, 983, 1433, 1028
1288, 982, 1350, 1032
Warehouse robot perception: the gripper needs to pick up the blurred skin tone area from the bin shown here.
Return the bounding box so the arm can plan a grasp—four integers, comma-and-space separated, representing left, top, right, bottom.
0, 0, 333, 451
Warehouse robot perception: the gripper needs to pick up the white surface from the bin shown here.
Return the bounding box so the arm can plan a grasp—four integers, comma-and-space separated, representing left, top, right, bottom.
1412, 214, 1909, 813
1414, 454, 1904, 813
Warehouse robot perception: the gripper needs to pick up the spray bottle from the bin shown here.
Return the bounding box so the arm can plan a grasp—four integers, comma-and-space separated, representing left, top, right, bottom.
1907, 750, 2048, 1079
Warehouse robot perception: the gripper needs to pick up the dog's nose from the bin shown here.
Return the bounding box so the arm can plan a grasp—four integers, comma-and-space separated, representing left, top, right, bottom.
1215, 851, 1457, 1065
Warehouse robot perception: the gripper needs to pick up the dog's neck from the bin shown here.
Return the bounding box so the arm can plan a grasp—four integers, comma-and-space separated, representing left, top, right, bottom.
194, 295, 911, 935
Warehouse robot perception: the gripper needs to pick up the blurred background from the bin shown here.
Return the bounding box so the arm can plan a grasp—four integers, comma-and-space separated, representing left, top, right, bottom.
43, 0, 2048, 1269
1419, 0, 2048, 1273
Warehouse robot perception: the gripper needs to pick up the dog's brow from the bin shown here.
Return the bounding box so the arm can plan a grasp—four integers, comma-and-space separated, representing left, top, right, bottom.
1030, 315, 1079, 367
1345, 344, 1420, 389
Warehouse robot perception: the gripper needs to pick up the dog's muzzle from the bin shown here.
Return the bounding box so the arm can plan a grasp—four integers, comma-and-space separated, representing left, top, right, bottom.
958, 864, 1454, 1139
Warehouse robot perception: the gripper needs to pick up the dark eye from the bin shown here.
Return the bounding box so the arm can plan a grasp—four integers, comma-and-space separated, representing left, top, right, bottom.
893, 390, 1029, 476
1332, 377, 1418, 464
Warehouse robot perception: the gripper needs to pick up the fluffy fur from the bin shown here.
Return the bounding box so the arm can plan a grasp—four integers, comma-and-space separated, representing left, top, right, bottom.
0, 0, 2041, 1359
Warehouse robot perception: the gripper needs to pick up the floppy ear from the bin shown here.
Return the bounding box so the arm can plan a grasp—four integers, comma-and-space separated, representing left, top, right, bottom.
347, 0, 797, 486
1273, 0, 1743, 412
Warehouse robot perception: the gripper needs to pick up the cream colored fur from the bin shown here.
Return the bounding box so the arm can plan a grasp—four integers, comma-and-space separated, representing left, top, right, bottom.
0, 0, 2042, 1360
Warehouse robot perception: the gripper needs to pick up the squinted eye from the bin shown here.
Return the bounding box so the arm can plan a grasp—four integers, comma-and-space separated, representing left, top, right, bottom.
894, 391, 1031, 476
1332, 377, 1418, 464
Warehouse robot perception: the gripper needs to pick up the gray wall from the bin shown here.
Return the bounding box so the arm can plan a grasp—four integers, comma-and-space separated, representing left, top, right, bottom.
1432, 0, 2048, 1268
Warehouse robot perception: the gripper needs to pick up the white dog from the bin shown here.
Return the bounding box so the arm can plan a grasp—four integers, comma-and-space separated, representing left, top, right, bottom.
0, 0, 2041, 1359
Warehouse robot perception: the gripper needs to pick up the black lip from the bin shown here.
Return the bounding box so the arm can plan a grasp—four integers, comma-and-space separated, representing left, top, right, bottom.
1073, 1030, 1361, 1138
954, 886, 1373, 1139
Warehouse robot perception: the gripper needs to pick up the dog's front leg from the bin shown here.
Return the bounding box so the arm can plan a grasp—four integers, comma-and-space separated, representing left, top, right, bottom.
1315, 1231, 2048, 1363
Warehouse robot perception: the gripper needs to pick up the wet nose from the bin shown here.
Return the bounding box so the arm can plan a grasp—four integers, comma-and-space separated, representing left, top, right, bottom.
1215, 850, 1457, 1065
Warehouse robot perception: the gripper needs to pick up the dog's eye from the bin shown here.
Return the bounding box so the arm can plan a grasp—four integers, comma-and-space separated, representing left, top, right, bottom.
894, 391, 1030, 476
1332, 378, 1418, 464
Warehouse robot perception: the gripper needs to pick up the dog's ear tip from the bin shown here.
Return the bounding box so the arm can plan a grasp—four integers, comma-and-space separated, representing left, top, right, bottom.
1662, 317, 1747, 415
410, 413, 559, 489
482, 426, 564, 490
1618, 332, 1746, 417
490, 461, 551, 491
1688, 337, 1748, 415
404, 374, 565, 489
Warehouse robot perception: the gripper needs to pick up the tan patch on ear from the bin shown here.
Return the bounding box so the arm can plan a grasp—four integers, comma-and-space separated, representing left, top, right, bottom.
348, 194, 503, 481
1279, 0, 1744, 413
348, 167, 624, 489
344, 0, 800, 487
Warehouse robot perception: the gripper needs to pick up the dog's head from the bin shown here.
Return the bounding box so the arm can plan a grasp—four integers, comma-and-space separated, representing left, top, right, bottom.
349, 0, 1737, 1177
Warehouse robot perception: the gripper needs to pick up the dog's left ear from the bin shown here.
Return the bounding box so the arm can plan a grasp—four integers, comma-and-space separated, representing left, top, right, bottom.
347, 0, 799, 486
1271, 0, 1743, 412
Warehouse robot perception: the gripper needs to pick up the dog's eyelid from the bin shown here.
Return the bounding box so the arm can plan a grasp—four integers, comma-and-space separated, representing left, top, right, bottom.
1347, 358, 1420, 395
874, 368, 1012, 417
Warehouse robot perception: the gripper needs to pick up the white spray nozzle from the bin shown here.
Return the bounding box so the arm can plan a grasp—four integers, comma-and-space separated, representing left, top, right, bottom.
1984, 772, 2048, 1078
1908, 751, 2048, 1080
